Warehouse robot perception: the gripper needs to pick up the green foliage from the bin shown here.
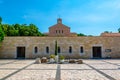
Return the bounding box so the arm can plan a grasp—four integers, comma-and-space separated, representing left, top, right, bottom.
0, 25, 4, 42
104, 31, 109, 33
77, 33, 94, 36
60, 55, 65, 60
77, 33, 86, 36
87, 35, 93, 37
0, 17, 2, 24
0, 17, 44, 36
118, 28, 120, 33
0, 17, 4, 43
104, 31, 112, 33
55, 40, 58, 55
1, 23, 43, 36
50, 54, 55, 59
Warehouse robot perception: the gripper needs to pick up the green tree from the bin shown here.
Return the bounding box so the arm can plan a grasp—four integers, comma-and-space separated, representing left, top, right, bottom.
0, 17, 4, 45
0, 17, 4, 43
0, 25, 4, 43
1, 24, 9, 36
14, 24, 20, 30
88, 35, 93, 37
19, 25, 30, 36
0, 17, 2, 24
29, 24, 42, 36
77, 33, 86, 36
7, 25, 19, 36
0, 17, 44, 36
103, 31, 112, 33
104, 31, 109, 33
55, 40, 58, 55
118, 28, 120, 33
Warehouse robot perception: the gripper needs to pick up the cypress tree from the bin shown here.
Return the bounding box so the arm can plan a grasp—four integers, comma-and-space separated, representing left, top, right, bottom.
55, 40, 58, 55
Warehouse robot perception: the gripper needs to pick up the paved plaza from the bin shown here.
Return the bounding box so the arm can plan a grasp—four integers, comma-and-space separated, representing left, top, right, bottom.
0, 59, 120, 80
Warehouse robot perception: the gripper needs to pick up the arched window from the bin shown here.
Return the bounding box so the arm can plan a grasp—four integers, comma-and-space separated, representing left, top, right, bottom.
56, 30, 57, 33
80, 46, 84, 53
58, 46, 61, 53
62, 30, 63, 33
46, 46, 49, 54
34, 47, 38, 54
59, 30, 60, 34
69, 46, 72, 53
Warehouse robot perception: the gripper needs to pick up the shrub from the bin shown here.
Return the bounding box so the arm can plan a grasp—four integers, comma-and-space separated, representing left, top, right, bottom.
50, 54, 55, 59
60, 55, 65, 60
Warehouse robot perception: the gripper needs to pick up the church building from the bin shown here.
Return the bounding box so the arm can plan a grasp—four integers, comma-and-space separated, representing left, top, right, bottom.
0, 18, 120, 59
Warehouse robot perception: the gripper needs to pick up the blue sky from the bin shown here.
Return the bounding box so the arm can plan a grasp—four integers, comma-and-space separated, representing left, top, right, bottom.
0, 0, 120, 36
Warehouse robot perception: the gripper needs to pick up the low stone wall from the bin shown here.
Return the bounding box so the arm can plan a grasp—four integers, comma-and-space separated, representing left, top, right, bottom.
0, 36, 120, 59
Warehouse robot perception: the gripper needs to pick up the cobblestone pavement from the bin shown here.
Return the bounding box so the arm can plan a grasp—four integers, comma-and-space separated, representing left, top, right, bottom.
0, 59, 120, 80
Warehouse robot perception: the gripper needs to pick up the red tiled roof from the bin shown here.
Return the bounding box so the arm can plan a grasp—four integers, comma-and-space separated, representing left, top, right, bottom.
49, 23, 70, 29
101, 33, 120, 37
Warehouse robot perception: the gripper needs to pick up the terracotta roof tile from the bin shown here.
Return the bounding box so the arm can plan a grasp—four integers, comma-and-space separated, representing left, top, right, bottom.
101, 33, 120, 37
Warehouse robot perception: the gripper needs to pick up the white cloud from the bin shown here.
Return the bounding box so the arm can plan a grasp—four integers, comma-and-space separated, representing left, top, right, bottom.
97, 0, 120, 10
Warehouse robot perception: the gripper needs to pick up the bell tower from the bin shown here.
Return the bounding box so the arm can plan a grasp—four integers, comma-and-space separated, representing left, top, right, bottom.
57, 18, 62, 24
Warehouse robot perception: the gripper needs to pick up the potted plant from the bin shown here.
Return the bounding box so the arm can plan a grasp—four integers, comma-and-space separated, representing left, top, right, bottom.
60, 55, 65, 63
49, 54, 55, 63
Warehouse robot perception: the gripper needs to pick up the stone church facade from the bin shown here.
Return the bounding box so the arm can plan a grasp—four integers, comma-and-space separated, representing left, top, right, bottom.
47, 18, 77, 37
0, 18, 120, 59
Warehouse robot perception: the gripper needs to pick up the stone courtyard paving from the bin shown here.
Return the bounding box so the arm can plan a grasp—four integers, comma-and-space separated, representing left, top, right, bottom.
0, 59, 120, 80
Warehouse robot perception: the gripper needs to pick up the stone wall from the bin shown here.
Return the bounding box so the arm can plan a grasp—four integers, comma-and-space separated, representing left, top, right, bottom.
0, 36, 120, 59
